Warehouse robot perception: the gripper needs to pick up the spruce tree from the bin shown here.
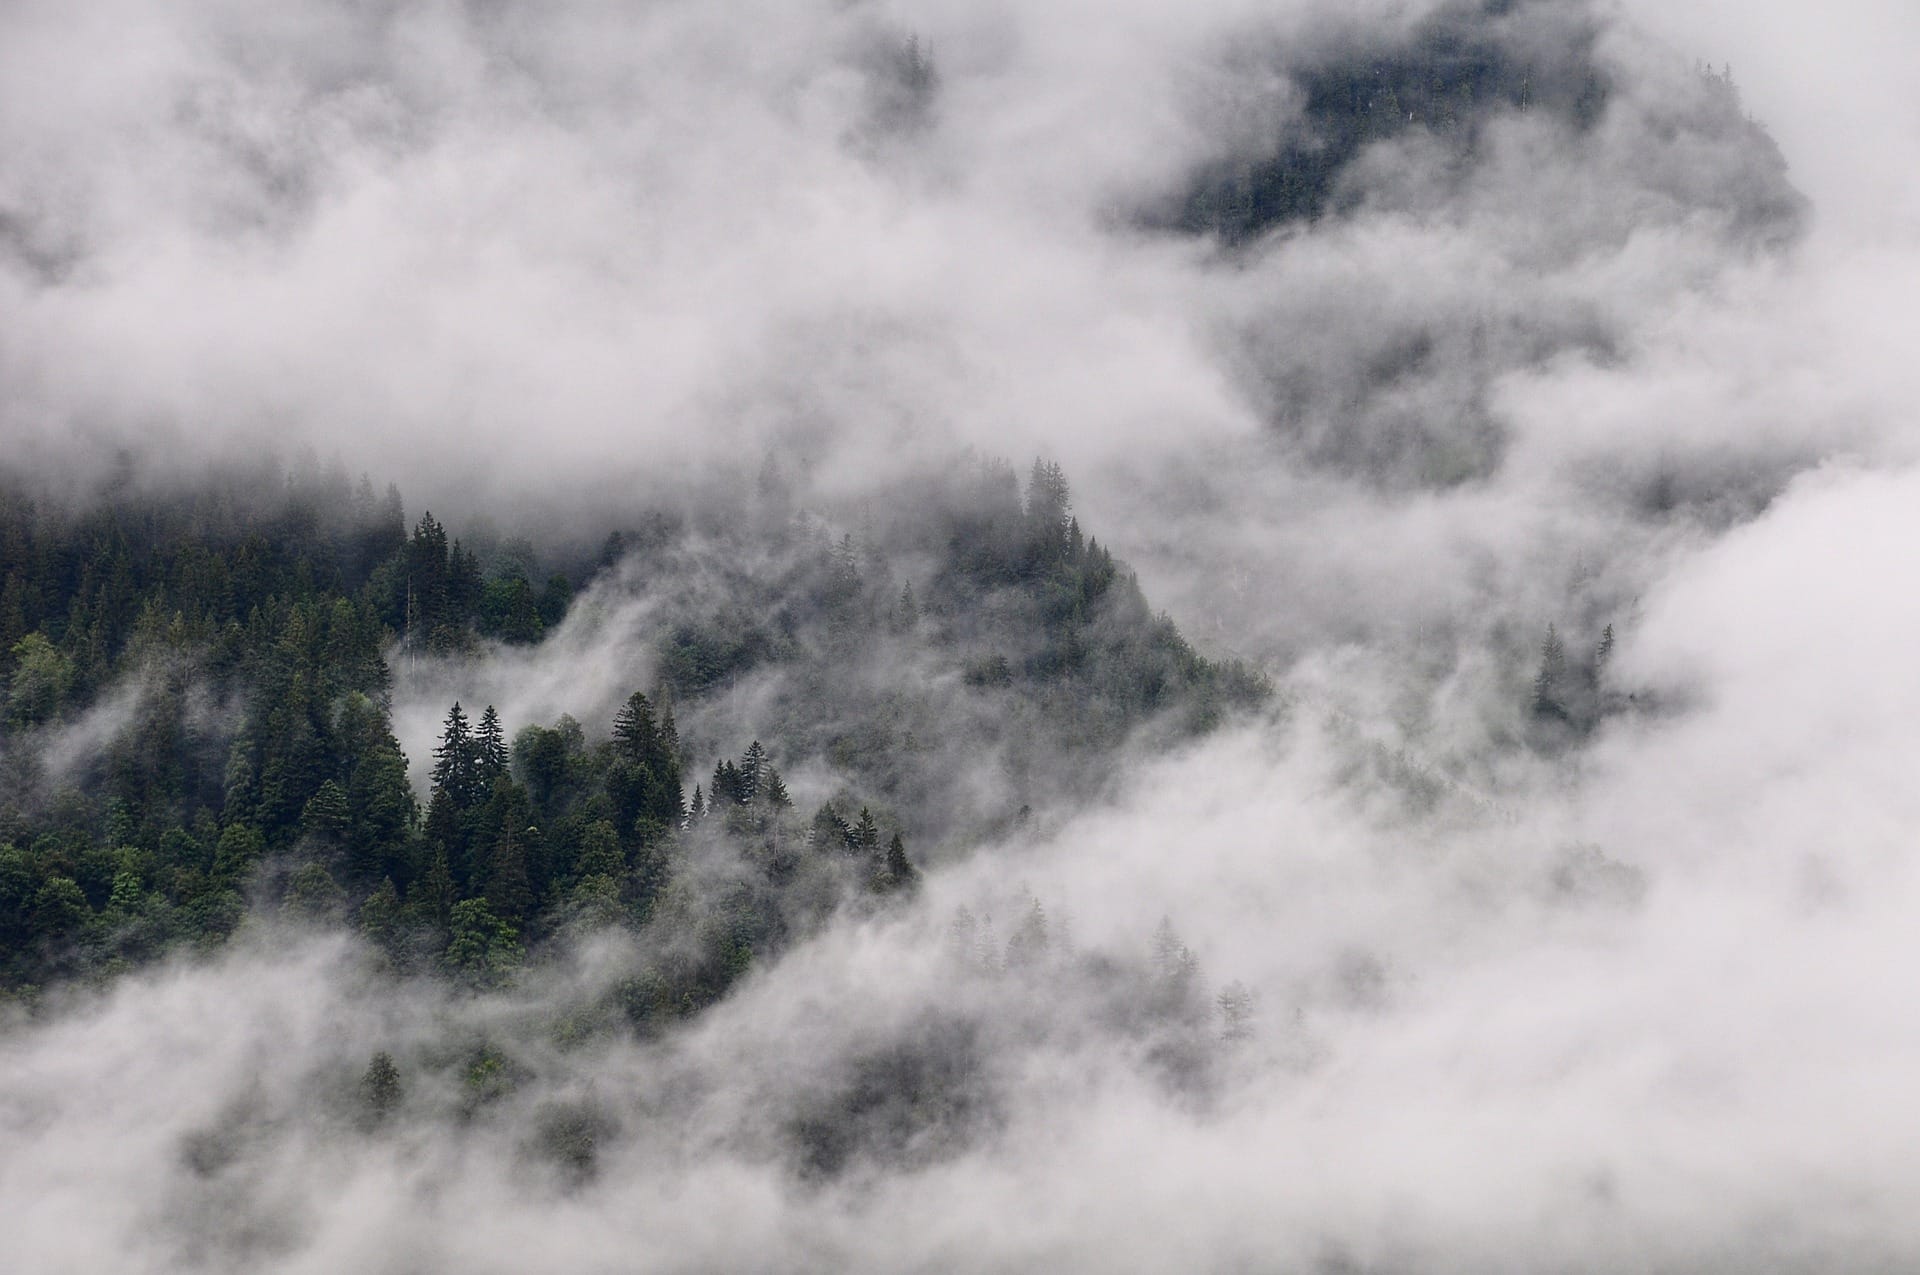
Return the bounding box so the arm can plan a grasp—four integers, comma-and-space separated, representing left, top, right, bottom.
416, 844, 455, 931
712, 760, 743, 807
739, 741, 766, 804
476, 705, 508, 779
877, 831, 918, 894
361, 1051, 403, 1123
892, 582, 919, 633
485, 822, 533, 924
431, 702, 478, 807
656, 688, 679, 762
612, 691, 658, 764
1531, 626, 1566, 717
809, 803, 850, 850
573, 820, 624, 880
1217, 982, 1256, 1042
301, 779, 351, 843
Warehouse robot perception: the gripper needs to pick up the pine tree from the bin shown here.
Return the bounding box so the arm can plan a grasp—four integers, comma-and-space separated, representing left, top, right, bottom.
712, 760, 744, 807
416, 844, 455, 931
1595, 623, 1615, 672
573, 819, 623, 880
358, 877, 403, 957
739, 741, 766, 804
443, 898, 521, 984
688, 784, 707, 822
1217, 981, 1256, 1042
431, 702, 478, 807
875, 831, 919, 895
611, 691, 659, 764
613, 689, 682, 828
301, 779, 351, 842
1005, 897, 1046, 962
656, 688, 680, 762
1531, 625, 1566, 717
809, 802, 851, 850
761, 765, 791, 810
475, 705, 507, 779
485, 821, 533, 924
853, 807, 880, 854
892, 581, 919, 633
361, 1051, 403, 1123
833, 534, 861, 593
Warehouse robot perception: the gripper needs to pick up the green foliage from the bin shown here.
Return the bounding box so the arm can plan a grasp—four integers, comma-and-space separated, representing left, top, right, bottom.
0, 453, 1261, 1015
6, 633, 74, 726
361, 1050, 403, 1123
443, 898, 523, 985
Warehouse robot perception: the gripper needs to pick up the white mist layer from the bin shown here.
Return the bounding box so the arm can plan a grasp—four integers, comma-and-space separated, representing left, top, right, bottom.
6, 0, 1920, 1270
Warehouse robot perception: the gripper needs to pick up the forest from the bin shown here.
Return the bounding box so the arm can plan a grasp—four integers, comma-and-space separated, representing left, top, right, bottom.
0, 456, 1267, 1006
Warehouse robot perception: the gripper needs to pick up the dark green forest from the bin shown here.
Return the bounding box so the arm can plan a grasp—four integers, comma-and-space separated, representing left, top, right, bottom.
0, 457, 1267, 1008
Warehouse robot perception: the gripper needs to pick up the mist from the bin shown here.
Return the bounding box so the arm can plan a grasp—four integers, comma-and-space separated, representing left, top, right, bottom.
6, 0, 1920, 1269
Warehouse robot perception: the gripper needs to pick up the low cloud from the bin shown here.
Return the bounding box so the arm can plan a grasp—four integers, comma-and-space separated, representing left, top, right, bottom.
7, 0, 1920, 1268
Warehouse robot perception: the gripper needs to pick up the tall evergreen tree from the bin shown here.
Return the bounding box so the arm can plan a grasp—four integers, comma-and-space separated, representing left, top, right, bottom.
656, 689, 680, 762
612, 692, 659, 764
876, 831, 918, 894
485, 821, 533, 924
1532, 625, 1566, 717
431, 702, 479, 807
475, 705, 508, 779
738, 741, 766, 804
809, 802, 851, 850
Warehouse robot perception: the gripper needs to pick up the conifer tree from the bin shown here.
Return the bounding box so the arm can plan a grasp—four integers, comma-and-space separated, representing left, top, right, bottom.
1005, 897, 1046, 961
612, 690, 682, 828
612, 691, 658, 764
809, 802, 851, 850
892, 582, 919, 633
361, 1051, 403, 1123
1218, 982, 1256, 1042
416, 844, 455, 931
688, 784, 706, 822
431, 702, 478, 807
656, 688, 680, 761
712, 760, 744, 807
358, 878, 403, 957
475, 705, 508, 779
485, 822, 533, 924
739, 741, 766, 804
1531, 625, 1566, 717
443, 898, 521, 984
853, 807, 880, 854
877, 831, 919, 894
301, 779, 350, 843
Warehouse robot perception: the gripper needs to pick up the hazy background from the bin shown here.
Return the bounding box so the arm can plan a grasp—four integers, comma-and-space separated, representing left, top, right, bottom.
5, 0, 1920, 1269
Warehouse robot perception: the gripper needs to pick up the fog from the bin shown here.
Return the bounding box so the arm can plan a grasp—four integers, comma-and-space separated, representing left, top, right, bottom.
6, 0, 1920, 1269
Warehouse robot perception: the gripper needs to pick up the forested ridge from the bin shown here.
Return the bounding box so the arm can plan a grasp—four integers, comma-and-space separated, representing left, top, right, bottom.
0, 456, 1267, 1004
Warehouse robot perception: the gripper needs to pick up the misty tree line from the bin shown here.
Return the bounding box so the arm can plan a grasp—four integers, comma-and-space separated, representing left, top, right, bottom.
0, 463, 584, 993
344, 899, 1264, 1179
1528, 620, 1617, 734
0, 455, 1267, 1003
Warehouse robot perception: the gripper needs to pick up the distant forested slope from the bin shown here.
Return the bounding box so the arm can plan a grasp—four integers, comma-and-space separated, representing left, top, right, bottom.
0, 457, 1265, 1002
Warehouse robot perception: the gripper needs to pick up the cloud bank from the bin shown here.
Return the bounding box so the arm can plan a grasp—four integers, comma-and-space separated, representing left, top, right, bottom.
6, 0, 1920, 1269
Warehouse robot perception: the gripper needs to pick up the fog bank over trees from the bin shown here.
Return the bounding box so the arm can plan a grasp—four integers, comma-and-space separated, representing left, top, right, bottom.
6, 0, 1920, 1269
